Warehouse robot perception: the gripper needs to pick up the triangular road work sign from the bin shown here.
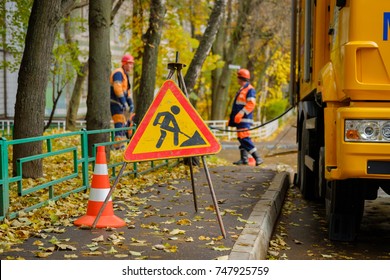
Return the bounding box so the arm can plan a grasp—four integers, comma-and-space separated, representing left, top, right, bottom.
124, 80, 221, 162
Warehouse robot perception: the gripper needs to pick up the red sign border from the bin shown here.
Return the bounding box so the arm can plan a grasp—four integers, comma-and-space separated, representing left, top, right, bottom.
124, 80, 221, 162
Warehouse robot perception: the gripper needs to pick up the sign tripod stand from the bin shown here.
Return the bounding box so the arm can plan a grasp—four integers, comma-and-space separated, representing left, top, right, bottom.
93, 56, 226, 238
167, 57, 226, 238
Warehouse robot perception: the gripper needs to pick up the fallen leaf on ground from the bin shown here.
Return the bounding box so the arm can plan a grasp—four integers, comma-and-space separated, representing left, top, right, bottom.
212, 245, 231, 251
33, 240, 44, 246
129, 250, 142, 256
92, 235, 104, 242
237, 217, 255, 224
104, 247, 118, 254
169, 229, 186, 235
64, 254, 78, 259
82, 251, 102, 256
55, 243, 77, 251
153, 244, 165, 250
114, 254, 128, 258
35, 252, 53, 258
268, 250, 279, 257
176, 219, 191, 226
199, 235, 210, 241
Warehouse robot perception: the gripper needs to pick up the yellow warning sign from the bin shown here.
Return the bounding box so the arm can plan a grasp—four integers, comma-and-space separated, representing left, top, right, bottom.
124, 80, 221, 162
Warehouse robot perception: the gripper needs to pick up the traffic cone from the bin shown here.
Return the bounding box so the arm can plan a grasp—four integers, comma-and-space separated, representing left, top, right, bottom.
74, 146, 126, 228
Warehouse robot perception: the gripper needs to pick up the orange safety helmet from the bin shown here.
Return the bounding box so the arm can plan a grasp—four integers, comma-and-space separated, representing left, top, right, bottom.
237, 68, 250, 80
121, 54, 134, 64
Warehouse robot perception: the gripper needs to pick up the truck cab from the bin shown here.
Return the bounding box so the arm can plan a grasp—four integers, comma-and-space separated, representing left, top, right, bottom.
292, 0, 390, 241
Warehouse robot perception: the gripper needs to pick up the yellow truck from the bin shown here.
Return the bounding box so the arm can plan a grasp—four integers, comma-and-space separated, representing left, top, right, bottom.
291, 0, 390, 241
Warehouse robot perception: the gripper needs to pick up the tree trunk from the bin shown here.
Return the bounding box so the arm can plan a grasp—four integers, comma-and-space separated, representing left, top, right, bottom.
134, 0, 166, 125
211, 0, 252, 120
211, 0, 229, 101
86, 0, 111, 156
65, 1, 124, 131
184, 0, 226, 107
66, 61, 88, 131
12, 0, 75, 178
130, 0, 145, 110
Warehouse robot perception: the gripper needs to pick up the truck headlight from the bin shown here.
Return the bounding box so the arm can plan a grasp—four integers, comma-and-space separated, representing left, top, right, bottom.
382, 122, 390, 140
345, 120, 390, 142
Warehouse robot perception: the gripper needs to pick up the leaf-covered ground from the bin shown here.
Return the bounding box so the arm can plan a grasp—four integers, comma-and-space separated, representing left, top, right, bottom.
266, 184, 390, 260
0, 145, 277, 260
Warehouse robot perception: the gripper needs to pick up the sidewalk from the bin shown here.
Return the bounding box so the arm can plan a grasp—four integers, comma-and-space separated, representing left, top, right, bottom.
219, 120, 296, 259
0, 123, 296, 260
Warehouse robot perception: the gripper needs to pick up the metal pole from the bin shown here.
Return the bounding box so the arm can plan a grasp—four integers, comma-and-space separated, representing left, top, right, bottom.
169, 55, 199, 212
178, 70, 189, 97
167, 68, 175, 80
92, 162, 128, 228
201, 156, 227, 238
188, 158, 198, 212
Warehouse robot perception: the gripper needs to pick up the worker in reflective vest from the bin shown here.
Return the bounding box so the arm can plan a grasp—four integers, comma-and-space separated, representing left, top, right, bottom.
110, 54, 134, 149
228, 68, 263, 166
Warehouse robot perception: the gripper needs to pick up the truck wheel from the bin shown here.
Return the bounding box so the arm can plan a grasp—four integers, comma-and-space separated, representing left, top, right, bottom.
298, 119, 315, 199
326, 180, 365, 241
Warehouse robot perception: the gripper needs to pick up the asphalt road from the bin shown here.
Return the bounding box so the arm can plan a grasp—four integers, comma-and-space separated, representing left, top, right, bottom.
268, 185, 390, 260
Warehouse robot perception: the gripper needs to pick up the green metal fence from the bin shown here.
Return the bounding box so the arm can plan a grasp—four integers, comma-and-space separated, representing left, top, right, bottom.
0, 126, 178, 221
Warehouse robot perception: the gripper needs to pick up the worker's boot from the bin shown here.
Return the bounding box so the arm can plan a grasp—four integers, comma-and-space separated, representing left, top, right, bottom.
113, 136, 126, 150
251, 151, 263, 166
233, 149, 248, 165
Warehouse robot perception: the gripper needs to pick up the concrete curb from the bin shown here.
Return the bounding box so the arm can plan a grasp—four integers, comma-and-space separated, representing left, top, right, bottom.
228, 171, 290, 260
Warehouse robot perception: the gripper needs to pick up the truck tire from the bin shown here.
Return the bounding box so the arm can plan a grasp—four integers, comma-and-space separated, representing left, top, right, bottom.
326, 180, 365, 241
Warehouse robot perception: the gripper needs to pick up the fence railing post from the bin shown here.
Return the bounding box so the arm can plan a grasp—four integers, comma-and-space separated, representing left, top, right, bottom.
0, 138, 10, 218
80, 129, 89, 189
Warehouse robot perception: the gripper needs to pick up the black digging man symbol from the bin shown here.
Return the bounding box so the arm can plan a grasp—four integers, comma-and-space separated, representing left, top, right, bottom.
152, 105, 206, 148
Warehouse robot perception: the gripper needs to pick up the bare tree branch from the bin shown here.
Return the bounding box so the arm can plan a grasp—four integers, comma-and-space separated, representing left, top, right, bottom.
61, 0, 78, 15
184, 0, 227, 102
111, 0, 125, 23
72, 0, 89, 10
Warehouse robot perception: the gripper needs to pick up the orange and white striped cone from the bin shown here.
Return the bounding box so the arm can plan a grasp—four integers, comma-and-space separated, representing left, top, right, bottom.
74, 146, 126, 228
